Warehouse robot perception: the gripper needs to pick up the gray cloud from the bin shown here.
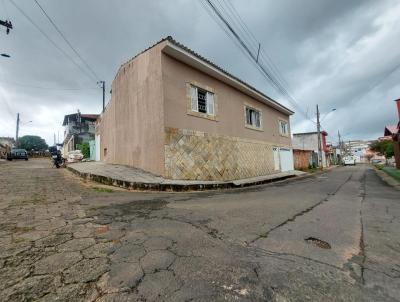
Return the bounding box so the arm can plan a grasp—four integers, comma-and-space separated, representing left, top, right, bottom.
0, 0, 399, 145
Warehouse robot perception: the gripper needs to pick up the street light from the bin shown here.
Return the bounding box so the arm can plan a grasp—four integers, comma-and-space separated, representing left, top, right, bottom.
320, 108, 336, 123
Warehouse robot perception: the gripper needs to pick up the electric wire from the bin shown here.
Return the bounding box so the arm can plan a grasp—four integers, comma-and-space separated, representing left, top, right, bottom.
202, 0, 314, 121
33, 0, 101, 81
221, 0, 293, 91
9, 0, 98, 83
203, 0, 304, 114
0, 80, 99, 90
199, 0, 297, 116
214, 0, 310, 119
220, 0, 297, 109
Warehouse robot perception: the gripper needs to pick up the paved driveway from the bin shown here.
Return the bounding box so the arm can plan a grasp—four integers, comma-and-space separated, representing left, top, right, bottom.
0, 159, 399, 301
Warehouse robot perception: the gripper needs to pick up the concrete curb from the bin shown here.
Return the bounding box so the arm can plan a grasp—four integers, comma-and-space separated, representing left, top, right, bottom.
67, 166, 303, 192
373, 167, 400, 191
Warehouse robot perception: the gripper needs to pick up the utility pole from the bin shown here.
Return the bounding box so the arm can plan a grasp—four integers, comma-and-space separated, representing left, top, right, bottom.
98, 81, 105, 112
316, 105, 322, 169
0, 19, 13, 34
15, 113, 20, 148
1, 19, 12, 58
337, 130, 342, 165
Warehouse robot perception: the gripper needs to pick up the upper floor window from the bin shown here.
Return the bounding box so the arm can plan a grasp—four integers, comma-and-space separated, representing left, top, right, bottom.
279, 120, 289, 136
191, 85, 214, 115
245, 106, 261, 129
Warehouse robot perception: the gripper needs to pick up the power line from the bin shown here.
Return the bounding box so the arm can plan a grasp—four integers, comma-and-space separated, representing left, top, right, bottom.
9, 0, 98, 82
203, 1, 293, 104
319, 56, 400, 131
33, 0, 101, 81
215, 0, 258, 53
352, 58, 400, 103
209, 0, 308, 117
0, 80, 98, 90
220, 0, 293, 91
201, 0, 314, 122
217, 0, 297, 108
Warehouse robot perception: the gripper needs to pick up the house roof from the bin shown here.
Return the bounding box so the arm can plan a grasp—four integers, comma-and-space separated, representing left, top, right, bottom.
117, 36, 294, 116
62, 113, 99, 126
384, 125, 398, 136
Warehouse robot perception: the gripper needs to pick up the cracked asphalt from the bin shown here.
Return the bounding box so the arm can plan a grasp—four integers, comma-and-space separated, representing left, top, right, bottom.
0, 159, 399, 301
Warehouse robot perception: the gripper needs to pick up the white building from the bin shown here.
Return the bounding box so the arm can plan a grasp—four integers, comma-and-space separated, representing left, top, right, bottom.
292, 131, 330, 167
344, 140, 371, 163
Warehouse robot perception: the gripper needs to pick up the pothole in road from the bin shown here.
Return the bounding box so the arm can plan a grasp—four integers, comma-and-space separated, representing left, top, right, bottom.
305, 237, 331, 249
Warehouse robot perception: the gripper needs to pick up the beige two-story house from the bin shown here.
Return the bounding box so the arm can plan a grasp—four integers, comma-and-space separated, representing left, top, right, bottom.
97, 36, 294, 181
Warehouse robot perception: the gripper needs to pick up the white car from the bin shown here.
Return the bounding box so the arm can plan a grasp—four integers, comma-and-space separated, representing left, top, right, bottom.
343, 156, 356, 166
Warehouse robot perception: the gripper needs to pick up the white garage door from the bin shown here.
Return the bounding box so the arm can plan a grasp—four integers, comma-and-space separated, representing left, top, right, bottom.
279, 148, 294, 172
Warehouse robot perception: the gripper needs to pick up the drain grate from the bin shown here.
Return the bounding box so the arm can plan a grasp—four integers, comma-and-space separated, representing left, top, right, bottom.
305, 237, 331, 249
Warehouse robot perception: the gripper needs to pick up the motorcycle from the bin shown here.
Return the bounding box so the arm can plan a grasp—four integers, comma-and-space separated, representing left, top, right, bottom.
49, 146, 64, 168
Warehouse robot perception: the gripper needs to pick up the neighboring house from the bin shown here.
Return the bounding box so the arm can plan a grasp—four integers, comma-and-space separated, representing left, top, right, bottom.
326, 143, 341, 165
0, 137, 15, 159
96, 36, 294, 181
292, 131, 329, 167
384, 99, 400, 168
0, 137, 15, 147
62, 112, 99, 155
343, 140, 372, 163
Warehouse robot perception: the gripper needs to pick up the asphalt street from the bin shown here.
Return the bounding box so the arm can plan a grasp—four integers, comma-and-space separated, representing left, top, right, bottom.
0, 159, 399, 301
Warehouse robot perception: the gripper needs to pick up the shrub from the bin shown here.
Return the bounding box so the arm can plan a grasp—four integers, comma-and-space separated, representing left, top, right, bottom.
76, 142, 90, 158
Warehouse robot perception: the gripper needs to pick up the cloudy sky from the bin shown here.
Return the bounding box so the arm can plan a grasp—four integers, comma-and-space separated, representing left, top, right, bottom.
1, 0, 399, 145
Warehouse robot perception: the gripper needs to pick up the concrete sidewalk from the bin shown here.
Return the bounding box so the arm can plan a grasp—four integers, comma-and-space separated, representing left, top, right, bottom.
67, 161, 305, 191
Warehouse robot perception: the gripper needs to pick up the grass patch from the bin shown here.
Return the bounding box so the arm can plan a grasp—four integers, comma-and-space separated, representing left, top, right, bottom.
92, 186, 114, 193
381, 166, 400, 182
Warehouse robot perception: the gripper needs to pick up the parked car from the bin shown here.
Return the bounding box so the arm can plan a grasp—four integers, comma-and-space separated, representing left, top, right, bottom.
343, 156, 356, 166
371, 159, 382, 164
7, 149, 28, 161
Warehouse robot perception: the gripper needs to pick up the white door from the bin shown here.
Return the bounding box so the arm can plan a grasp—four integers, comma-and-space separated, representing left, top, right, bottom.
273, 147, 280, 171
279, 148, 294, 172
95, 134, 101, 161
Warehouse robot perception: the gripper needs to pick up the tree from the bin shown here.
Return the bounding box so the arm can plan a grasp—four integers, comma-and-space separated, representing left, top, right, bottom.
364, 153, 374, 163
369, 140, 394, 159
18, 135, 48, 151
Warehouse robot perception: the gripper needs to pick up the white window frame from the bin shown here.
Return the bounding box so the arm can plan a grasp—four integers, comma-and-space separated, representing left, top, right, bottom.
279, 120, 289, 136
190, 85, 215, 116
245, 105, 262, 130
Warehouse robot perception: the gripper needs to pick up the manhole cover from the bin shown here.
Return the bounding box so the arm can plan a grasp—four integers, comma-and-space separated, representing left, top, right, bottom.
305, 237, 331, 249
